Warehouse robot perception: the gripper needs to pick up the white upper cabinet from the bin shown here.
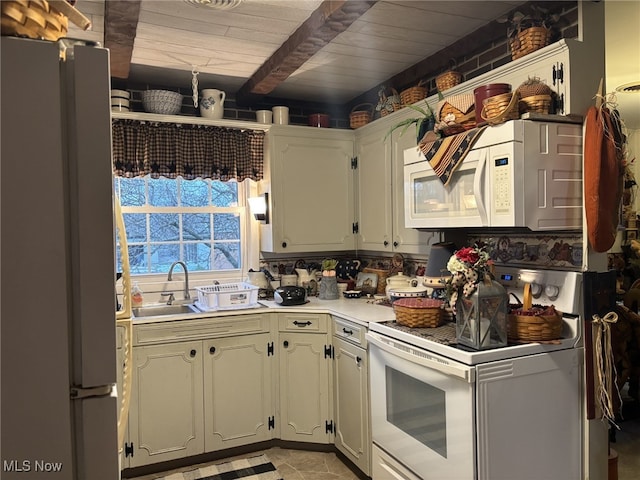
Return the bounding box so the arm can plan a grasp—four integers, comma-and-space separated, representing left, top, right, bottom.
355, 115, 441, 254
261, 126, 356, 253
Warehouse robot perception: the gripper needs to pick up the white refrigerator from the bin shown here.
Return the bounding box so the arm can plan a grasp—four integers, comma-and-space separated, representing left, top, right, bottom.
1, 36, 120, 479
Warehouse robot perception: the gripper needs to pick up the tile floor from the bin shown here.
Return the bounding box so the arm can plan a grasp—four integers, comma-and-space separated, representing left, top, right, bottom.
128, 448, 360, 480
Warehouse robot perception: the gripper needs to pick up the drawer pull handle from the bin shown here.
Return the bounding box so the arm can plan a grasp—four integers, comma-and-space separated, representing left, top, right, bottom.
293, 321, 312, 327
342, 328, 353, 335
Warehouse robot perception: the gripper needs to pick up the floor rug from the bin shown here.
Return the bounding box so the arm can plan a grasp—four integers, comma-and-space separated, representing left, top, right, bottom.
160, 454, 283, 480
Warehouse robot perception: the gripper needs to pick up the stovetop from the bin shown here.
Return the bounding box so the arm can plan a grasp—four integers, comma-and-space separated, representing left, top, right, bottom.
368, 266, 584, 366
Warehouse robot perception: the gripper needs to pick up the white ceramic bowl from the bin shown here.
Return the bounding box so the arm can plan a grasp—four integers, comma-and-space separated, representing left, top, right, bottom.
141, 90, 183, 115
388, 285, 428, 303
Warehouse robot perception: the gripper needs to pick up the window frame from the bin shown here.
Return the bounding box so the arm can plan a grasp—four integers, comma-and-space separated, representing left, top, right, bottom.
114, 176, 259, 284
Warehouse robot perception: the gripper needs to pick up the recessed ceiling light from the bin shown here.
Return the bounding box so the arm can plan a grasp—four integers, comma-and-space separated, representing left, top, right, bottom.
616, 82, 640, 93
183, 0, 243, 10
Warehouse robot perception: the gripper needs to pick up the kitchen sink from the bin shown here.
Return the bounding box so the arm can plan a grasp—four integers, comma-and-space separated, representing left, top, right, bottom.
132, 303, 200, 318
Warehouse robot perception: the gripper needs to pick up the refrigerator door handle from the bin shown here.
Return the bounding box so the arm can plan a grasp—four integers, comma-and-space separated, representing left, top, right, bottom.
70, 384, 114, 400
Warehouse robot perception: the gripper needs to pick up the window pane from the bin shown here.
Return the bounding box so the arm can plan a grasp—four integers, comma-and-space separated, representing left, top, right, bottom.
214, 213, 240, 240
149, 177, 178, 206
183, 213, 211, 240
151, 244, 180, 273
117, 177, 146, 206
213, 241, 240, 270
123, 213, 147, 242
150, 213, 179, 241
181, 179, 209, 207
184, 242, 212, 271
128, 244, 148, 274
212, 181, 238, 207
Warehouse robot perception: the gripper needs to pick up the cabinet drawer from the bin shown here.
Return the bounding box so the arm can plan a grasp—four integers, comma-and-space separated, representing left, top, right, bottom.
134, 314, 271, 345
278, 313, 328, 333
333, 316, 367, 347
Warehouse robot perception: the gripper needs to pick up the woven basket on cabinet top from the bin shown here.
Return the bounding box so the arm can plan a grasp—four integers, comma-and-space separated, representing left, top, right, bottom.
349, 103, 374, 129
510, 27, 552, 60
400, 82, 427, 106
481, 91, 521, 125
436, 70, 462, 93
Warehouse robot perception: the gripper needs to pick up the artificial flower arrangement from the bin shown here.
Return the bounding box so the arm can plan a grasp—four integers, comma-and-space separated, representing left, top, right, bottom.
445, 244, 494, 311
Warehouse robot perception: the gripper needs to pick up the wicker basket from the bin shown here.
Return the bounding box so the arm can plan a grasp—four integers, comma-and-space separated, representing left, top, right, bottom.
350, 103, 374, 129
1, 0, 68, 41
400, 82, 427, 106
393, 297, 445, 328
481, 91, 521, 125
510, 27, 552, 60
508, 310, 562, 341
438, 93, 476, 132
520, 94, 553, 114
436, 70, 462, 93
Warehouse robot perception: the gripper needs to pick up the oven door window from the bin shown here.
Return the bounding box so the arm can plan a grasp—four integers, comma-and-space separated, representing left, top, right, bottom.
386, 366, 447, 457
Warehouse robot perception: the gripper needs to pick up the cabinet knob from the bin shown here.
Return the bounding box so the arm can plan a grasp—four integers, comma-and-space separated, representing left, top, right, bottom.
356, 356, 362, 365
282, 241, 287, 248
283, 340, 289, 348
209, 346, 216, 354
190, 349, 197, 357
393, 241, 398, 247
383, 241, 389, 247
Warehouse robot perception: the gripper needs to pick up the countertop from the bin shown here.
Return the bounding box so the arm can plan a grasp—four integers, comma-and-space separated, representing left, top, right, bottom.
131, 296, 396, 326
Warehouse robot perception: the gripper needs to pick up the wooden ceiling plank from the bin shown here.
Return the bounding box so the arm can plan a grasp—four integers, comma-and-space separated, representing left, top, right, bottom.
237, 0, 377, 102
104, 0, 142, 79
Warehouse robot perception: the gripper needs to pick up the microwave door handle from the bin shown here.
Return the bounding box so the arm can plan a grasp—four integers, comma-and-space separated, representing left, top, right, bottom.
473, 150, 488, 225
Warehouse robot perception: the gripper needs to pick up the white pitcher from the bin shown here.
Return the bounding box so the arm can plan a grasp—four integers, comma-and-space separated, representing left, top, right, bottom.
200, 89, 226, 119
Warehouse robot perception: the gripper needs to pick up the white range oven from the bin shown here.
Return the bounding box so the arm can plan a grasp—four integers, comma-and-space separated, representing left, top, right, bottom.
366, 266, 584, 480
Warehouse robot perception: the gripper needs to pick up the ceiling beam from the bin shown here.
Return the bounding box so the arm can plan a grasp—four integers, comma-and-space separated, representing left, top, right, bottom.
104, 0, 142, 79
236, 0, 377, 104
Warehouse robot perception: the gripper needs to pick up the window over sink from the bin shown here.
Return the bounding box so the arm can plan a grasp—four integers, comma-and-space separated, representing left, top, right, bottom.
114, 175, 255, 276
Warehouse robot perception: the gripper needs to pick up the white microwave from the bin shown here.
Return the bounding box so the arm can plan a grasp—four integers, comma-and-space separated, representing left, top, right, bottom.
404, 120, 584, 230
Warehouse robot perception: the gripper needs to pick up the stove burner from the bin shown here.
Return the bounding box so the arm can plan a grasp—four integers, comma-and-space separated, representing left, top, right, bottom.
380, 320, 458, 346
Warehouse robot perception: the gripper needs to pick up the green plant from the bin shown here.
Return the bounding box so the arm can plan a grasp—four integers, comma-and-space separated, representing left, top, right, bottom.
497, 5, 560, 39
321, 259, 338, 272
384, 101, 435, 141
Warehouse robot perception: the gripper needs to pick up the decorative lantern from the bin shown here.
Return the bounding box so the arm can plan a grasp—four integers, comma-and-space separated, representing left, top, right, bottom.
446, 244, 509, 350
455, 276, 508, 350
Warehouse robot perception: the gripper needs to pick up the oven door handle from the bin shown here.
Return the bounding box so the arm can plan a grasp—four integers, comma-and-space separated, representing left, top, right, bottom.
367, 332, 474, 383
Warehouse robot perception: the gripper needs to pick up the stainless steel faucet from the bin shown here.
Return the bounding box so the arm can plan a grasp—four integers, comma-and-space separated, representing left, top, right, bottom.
168, 261, 190, 300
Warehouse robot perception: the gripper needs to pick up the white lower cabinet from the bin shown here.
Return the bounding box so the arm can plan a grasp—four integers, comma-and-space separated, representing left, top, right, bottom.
128, 341, 205, 468
278, 313, 332, 443
333, 317, 370, 476
203, 333, 274, 451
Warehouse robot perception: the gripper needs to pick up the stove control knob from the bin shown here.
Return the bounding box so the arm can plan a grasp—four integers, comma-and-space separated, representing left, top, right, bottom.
530, 283, 543, 298
545, 285, 560, 301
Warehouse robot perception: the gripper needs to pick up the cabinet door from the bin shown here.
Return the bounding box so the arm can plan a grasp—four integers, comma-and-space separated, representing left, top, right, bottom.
355, 126, 393, 251
333, 336, 370, 476
279, 332, 331, 443
268, 131, 355, 252
391, 129, 442, 254
203, 333, 273, 451
128, 342, 204, 467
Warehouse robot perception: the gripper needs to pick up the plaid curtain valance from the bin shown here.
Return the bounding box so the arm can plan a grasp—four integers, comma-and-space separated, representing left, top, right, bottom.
112, 119, 265, 181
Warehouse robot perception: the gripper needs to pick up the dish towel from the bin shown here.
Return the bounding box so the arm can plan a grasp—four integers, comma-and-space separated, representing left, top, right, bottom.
419, 126, 487, 186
